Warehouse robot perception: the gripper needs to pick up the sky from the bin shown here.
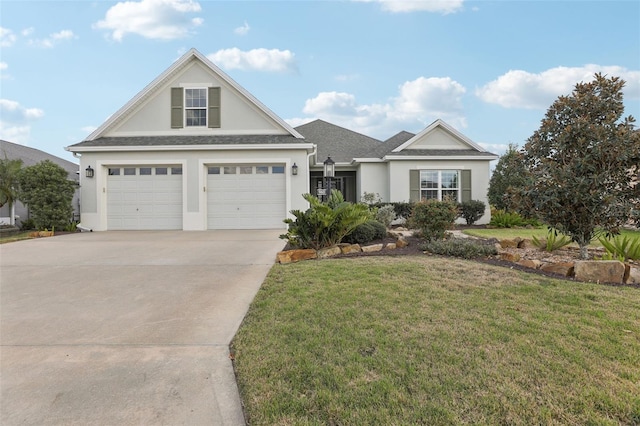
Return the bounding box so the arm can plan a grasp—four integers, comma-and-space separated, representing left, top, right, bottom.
1, 0, 639, 164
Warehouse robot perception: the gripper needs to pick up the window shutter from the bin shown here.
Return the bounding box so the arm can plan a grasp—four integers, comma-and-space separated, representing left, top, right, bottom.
410, 170, 421, 202
171, 88, 183, 129
208, 87, 221, 128
461, 170, 472, 202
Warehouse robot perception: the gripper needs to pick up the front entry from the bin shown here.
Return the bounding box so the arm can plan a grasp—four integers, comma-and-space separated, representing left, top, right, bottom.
310, 171, 356, 202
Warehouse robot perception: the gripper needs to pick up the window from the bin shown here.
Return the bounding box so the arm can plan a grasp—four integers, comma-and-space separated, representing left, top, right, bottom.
185, 88, 207, 127
140, 167, 152, 175
123, 168, 136, 176
224, 166, 236, 175
256, 166, 269, 174
155, 167, 168, 175
172, 87, 220, 129
239, 166, 253, 174
108, 168, 120, 176
171, 167, 182, 175
420, 170, 459, 201
272, 166, 285, 174
208, 166, 220, 175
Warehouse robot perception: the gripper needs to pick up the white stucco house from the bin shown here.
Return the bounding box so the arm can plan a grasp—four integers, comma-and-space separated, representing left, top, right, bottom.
67, 48, 497, 231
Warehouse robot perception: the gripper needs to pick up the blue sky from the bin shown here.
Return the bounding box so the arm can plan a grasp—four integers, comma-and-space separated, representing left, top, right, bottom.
1, 0, 639, 163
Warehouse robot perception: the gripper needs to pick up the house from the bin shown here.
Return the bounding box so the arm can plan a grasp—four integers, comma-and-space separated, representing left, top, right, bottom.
0, 140, 79, 227
67, 48, 497, 231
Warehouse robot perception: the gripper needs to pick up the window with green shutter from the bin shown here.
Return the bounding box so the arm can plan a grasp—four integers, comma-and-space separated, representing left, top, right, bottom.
411, 170, 470, 202
171, 87, 221, 128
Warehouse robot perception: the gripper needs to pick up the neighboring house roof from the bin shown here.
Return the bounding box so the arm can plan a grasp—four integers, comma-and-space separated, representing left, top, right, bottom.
0, 140, 79, 181
70, 135, 305, 151
295, 119, 384, 164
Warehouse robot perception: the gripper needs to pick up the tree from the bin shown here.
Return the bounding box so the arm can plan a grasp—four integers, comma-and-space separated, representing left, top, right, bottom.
487, 143, 532, 212
522, 73, 640, 259
0, 155, 23, 225
17, 160, 76, 230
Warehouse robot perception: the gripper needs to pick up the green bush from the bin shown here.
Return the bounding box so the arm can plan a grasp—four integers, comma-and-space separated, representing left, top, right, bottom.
281, 190, 371, 250
368, 202, 414, 220
459, 200, 486, 225
598, 234, 640, 261
375, 205, 396, 228
20, 218, 35, 230
409, 199, 458, 241
532, 228, 572, 252
421, 238, 497, 259
489, 209, 527, 228
344, 220, 387, 245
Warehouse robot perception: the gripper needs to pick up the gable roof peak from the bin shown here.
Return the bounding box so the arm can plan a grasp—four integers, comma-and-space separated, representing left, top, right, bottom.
83, 48, 303, 141
391, 119, 486, 153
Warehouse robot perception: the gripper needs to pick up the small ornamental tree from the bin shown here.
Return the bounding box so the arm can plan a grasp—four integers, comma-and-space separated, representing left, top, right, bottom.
522, 74, 640, 259
487, 143, 532, 212
0, 155, 23, 224
17, 160, 76, 230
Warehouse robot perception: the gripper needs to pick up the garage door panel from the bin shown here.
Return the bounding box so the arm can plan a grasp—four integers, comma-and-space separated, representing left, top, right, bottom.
107, 166, 182, 230
207, 164, 286, 230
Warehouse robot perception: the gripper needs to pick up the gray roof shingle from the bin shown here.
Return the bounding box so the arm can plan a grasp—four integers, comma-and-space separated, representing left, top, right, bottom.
0, 140, 79, 180
69, 134, 304, 148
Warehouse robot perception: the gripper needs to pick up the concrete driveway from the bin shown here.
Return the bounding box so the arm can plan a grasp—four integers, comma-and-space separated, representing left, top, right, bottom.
0, 230, 285, 425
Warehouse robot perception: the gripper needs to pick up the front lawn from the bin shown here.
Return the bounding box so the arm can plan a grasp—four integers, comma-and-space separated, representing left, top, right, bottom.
462, 227, 640, 247
232, 256, 640, 425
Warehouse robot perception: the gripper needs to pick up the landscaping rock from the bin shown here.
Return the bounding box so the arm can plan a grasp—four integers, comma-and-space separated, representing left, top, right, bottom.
625, 265, 640, 284
361, 243, 383, 253
339, 244, 361, 254
517, 259, 542, 269
396, 237, 409, 248
385, 243, 397, 250
500, 252, 521, 262
500, 238, 520, 248
574, 260, 626, 284
317, 246, 342, 259
276, 249, 317, 264
518, 239, 534, 249
541, 262, 575, 277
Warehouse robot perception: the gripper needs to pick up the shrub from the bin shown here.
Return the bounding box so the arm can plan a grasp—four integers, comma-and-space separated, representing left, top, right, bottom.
375, 205, 396, 228
20, 218, 35, 230
408, 199, 458, 241
344, 220, 387, 244
281, 190, 370, 250
489, 209, 527, 228
532, 228, 572, 252
421, 238, 497, 259
361, 192, 382, 205
598, 234, 640, 261
459, 200, 486, 225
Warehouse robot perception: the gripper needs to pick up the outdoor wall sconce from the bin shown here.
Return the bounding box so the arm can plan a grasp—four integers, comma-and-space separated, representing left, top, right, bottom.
292, 163, 298, 176
85, 166, 94, 178
323, 156, 335, 178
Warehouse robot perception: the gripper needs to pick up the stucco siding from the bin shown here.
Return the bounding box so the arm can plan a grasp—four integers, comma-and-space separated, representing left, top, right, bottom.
358, 163, 389, 202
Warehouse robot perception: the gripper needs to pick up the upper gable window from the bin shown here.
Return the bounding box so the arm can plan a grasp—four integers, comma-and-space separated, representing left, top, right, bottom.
171, 87, 221, 129
185, 88, 207, 127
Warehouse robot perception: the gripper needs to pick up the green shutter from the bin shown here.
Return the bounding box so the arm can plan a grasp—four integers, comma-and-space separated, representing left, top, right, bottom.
461, 170, 472, 202
171, 88, 183, 129
410, 170, 421, 202
208, 87, 221, 128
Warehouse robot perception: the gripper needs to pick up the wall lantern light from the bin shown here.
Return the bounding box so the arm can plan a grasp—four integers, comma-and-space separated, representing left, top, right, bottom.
85, 166, 94, 178
323, 156, 335, 178
292, 163, 298, 176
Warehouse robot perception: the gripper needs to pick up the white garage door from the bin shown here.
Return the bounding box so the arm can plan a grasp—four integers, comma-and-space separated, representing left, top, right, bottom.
107, 166, 183, 230
207, 164, 286, 229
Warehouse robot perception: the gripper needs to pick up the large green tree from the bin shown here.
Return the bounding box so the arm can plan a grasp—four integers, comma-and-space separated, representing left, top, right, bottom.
522, 73, 640, 259
17, 160, 76, 230
0, 155, 23, 218
487, 143, 532, 212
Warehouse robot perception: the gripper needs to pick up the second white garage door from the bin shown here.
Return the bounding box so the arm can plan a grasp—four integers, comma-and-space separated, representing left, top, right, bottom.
207, 164, 286, 229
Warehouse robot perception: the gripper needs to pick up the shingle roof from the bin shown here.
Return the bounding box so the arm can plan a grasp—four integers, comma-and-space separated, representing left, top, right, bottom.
294, 119, 383, 163
363, 131, 415, 158
69, 134, 304, 148
387, 149, 499, 157
0, 139, 79, 180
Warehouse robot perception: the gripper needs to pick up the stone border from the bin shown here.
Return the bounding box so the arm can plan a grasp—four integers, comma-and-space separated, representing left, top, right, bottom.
276, 231, 409, 264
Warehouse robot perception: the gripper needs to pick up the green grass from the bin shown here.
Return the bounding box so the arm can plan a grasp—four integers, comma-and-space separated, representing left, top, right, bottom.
232, 257, 640, 425
0, 231, 34, 244
463, 227, 640, 247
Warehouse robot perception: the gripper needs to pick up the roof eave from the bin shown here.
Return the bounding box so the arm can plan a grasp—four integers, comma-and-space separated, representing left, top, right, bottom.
66, 143, 315, 153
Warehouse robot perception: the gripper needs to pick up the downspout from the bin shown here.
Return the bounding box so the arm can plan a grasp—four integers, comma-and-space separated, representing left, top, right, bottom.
306, 145, 317, 198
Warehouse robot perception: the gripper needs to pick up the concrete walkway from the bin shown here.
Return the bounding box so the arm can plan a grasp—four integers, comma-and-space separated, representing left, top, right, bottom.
1, 230, 285, 425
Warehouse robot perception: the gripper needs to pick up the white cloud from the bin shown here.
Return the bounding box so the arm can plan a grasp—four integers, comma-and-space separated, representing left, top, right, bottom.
476, 65, 640, 109
334, 73, 360, 82
234, 21, 250, 36
207, 48, 297, 72
292, 76, 468, 139
93, 0, 203, 41
0, 99, 44, 144
21, 27, 34, 36
357, 0, 464, 14
28, 29, 76, 48
0, 27, 17, 47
